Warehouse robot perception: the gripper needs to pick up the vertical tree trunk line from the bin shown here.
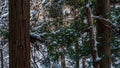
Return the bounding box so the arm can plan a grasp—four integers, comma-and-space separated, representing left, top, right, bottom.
75, 42, 79, 68
0, 49, 3, 68
96, 0, 111, 68
82, 57, 85, 68
60, 0, 66, 68
85, 0, 99, 68
9, 0, 30, 68
61, 46, 66, 68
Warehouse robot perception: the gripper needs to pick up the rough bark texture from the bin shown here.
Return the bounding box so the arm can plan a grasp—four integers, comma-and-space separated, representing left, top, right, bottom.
9, 0, 30, 68
96, 0, 111, 68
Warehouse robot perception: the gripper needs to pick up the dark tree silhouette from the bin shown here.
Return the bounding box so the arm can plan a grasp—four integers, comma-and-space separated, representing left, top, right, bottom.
9, 0, 30, 68
96, 0, 111, 68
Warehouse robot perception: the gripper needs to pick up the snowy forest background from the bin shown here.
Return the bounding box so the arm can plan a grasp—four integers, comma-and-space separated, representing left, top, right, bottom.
0, 0, 120, 68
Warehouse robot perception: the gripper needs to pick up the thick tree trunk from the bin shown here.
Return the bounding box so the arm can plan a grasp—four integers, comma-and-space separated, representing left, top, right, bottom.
9, 0, 30, 68
96, 0, 111, 68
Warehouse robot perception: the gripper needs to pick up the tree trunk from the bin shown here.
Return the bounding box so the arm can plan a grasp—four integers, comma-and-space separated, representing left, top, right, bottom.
95, 0, 111, 68
82, 58, 85, 68
9, 0, 30, 68
61, 55, 65, 68
85, 0, 98, 68
60, 1, 66, 68
61, 46, 66, 68
75, 40, 79, 68
0, 49, 3, 68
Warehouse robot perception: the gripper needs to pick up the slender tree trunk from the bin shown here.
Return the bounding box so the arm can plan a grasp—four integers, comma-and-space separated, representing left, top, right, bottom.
95, 0, 111, 68
85, 0, 98, 68
75, 40, 79, 68
82, 58, 85, 68
0, 49, 3, 68
61, 55, 65, 68
9, 0, 30, 68
61, 46, 65, 68
60, 1, 66, 68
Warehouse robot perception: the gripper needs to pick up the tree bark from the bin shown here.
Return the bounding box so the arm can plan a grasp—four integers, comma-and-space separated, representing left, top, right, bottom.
61, 46, 66, 68
82, 58, 85, 68
75, 40, 79, 68
95, 0, 111, 68
0, 49, 3, 68
60, 1, 66, 68
61, 55, 65, 68
85, 0, 98, 68
9, 0, 30, 68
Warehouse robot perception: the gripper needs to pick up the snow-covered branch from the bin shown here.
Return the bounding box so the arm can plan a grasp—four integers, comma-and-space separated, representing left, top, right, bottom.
92, 16, 120, 36
92, 16, 113, 27
30, 32, 44, 43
